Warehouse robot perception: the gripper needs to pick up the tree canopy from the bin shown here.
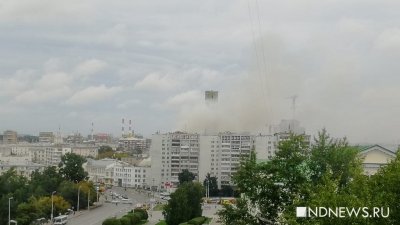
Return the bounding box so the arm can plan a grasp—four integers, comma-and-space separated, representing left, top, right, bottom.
218, 130, 395, 225
178, 169, 196, 185
0, 165, 96, 225
58, 152, 88, 182
203, 173, 219, 197
163, 182, 204, 225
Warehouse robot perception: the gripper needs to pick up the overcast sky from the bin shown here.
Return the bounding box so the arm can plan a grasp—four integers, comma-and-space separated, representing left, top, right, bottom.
1, 0, 400, 144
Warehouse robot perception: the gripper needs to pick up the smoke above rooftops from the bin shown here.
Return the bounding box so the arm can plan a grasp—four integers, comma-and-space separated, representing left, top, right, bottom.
173, 30, 400, 144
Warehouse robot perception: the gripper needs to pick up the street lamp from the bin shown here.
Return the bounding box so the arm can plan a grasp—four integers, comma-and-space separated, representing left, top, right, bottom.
77, 185, 82, 212
96, 186, 99, 203
152, 178, 155, 197
8, 197, 13, 225
51, 191, 56, 224
87, 190, 90, 211
206, 179, 210, 199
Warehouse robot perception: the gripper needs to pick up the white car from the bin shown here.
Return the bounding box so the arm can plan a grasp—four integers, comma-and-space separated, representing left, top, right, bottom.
121, 198, 133, 204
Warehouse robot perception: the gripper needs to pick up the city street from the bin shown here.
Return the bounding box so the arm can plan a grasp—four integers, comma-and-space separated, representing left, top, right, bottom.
65, 186, 223, 225
67, 187, 153, 225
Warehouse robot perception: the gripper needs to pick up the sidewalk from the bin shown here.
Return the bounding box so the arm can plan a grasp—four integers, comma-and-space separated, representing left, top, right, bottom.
147, 210, 164, 225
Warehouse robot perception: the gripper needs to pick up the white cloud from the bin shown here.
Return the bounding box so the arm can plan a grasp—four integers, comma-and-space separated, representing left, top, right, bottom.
0, 77, 29, 97
134, 73, 181, 91
66, 85, 121, 105
375, 28, 400, 50
164, 90, 202, 108
74, 59, 107, 77
0, 0, 91, 23
36, 72, 73, 90
98, 23, 128, 48
14, 86, 72, 104
117, 99, 141, 109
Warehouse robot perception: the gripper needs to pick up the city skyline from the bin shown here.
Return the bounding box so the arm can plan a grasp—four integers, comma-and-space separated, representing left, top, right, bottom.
2, 1, 400, 144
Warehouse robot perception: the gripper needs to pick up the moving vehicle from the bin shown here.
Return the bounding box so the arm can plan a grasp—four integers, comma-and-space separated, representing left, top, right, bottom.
53, 215, 68, 225
121, 198, 133, 204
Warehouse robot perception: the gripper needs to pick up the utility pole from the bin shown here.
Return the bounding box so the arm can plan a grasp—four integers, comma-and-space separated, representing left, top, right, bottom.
77, 186, 81, 212
88, 190, 90, 211
96, 187, 99, 203
51, 191, 56, 224
8, 197, 13, 225
206, 179, 209, 199
152, 178, 155, 197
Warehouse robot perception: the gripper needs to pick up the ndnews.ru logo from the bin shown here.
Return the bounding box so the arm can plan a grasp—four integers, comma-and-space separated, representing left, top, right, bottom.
296, 207, 389, 218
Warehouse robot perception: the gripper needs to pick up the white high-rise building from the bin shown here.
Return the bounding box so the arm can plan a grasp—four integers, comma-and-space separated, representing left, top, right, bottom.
199, 132, 253, 188
254, 134, 278, 161
151, 127, 310, 190
150, 131, 200, 190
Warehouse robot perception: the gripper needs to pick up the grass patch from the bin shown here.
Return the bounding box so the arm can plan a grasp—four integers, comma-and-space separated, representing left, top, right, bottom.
153, 204, 166, 211
155, 220, 167, 225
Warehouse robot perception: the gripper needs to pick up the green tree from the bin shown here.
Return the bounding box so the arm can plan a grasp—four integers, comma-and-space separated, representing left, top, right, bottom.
57, 180, 79, 210
218, 131, 367, 225
59, 153, 88, 182
30, 166, 63, 195
16, 196, 44, 225
37, 195, 71, 219
203, 173, 219, 197
217, 198, 258, 225
97, 145, 115, 159
369, 151, 400, 225
163, 182, 204, 225
178, 169, 195, 185
0, 169, 30, 225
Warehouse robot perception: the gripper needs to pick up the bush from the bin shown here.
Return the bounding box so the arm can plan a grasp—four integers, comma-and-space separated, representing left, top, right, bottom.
125, 212, 140, 224
187, 217, 206, 225
102, 218, 121, 225
120, 217, 131, 225
134, 208, 149, 220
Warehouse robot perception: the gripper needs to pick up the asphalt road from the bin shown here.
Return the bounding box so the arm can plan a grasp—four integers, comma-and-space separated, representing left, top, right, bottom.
66, 187, 223, 225
68, 187, 154, 225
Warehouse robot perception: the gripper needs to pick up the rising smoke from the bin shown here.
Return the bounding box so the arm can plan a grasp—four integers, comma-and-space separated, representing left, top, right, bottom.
175, 34, 304, 134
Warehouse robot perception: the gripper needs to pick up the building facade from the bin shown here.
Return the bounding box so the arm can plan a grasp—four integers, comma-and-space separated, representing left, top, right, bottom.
150, 131, 200, 190
84, 158, 150, 188
199, 132, 253, 188
39, 132, 55, 143
3, 130, 18, 144
358, 145, 396, 175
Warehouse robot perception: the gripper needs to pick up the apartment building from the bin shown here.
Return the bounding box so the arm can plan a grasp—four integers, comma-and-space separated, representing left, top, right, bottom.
118, 136, 147, 153
0, 160, 45, 178
150, 131, 200, 190
39, 132, 55, 143
71, 145, 98, 158
254, 134, 278, 161
198, 132, 253, 188
3, 130, 18, 144
113, 163, 149, 188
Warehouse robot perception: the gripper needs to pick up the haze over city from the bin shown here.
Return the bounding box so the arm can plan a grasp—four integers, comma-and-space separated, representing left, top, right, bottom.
1, 0, 400, 144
